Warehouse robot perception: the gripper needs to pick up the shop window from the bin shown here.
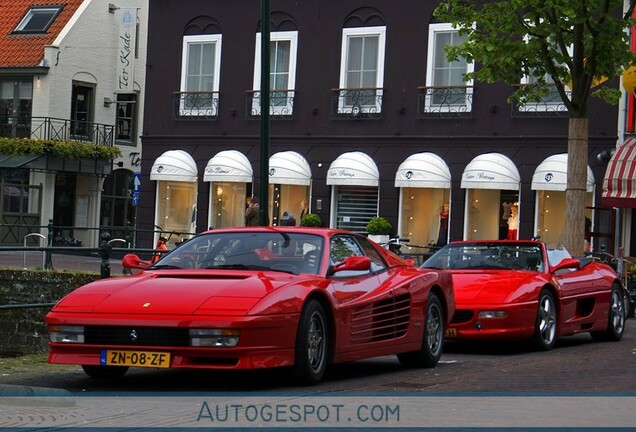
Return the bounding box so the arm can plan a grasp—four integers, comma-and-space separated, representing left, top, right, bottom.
269, 183, 308, 226
399, 187, 449, 248
156, 180, 198, 246
536, 190, 593, 247
466, 189, 519, 240
100, 170, 135, 240
211, 182, 247, 228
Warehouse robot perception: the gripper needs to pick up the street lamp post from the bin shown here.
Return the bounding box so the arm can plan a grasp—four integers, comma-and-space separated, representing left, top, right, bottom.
258, 0, 270, 226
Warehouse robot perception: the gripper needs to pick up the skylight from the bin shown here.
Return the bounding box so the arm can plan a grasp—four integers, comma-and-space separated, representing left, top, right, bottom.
14, 6, 63, 33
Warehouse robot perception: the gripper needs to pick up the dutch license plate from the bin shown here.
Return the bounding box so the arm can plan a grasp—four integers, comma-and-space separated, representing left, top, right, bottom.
101, 350, 171, 368
444, 328, 457, 338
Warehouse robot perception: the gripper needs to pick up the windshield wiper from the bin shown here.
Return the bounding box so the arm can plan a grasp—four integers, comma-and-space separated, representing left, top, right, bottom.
206, 264, 250, 270
151, 264, 183, 270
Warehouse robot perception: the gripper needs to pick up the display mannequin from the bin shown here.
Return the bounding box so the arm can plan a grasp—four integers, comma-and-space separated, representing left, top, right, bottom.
437, 202, 449, 246
507, 205, 518, 240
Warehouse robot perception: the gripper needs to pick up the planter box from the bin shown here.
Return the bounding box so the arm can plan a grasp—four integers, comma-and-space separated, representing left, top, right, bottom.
368, 234, 389, 245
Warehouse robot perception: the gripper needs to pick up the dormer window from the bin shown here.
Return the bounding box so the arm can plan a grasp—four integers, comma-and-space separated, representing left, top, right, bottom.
14, 6, 63, 34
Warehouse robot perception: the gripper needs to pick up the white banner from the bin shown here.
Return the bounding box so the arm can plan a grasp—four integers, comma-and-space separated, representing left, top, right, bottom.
117, 8, 137, 92
0, 394, 634, 429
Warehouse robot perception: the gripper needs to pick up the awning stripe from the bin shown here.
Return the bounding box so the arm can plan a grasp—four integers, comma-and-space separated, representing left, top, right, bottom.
602, 138, 636, 207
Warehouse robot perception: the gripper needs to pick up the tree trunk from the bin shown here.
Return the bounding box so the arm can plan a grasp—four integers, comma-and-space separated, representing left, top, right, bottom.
565, 117, 588, 256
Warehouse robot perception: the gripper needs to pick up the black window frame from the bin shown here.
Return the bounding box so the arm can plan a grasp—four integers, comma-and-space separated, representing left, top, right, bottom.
115, 93, 137, 145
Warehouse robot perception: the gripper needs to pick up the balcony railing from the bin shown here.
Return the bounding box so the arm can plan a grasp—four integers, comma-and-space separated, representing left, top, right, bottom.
0, 116, 114, 146
511, 84, 570, 118
245, 90, 295, 120
331, 88, 384, 120
173, 91, 220, 120
417, 85, 474, 119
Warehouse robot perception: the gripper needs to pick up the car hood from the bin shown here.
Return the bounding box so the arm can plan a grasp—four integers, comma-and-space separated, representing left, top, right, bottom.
451, 271, 537, 304
52, 270, 305, 316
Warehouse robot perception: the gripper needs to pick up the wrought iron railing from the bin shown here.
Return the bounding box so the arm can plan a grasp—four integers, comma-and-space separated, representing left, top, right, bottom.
511, 84, 570, 118
172, 91, 220, 120
331, 88, 384, 120
0, 116, 114, 146
245, 90, 295, 120
417, 86, 474, 119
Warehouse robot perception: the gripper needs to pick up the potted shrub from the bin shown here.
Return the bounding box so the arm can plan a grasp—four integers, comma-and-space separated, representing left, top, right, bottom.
300, 213, 322, 227
366, 217, 392, 244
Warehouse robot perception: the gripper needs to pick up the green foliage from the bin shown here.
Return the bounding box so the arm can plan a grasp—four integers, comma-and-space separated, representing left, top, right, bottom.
300, 213, 322, 227
434, 0, 636, 116
366, 217, 392, 235
0, 137, 121, 160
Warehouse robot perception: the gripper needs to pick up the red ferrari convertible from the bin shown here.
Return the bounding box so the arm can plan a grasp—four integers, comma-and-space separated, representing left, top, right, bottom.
420, 240, 627, 350
46, 227, 454, 385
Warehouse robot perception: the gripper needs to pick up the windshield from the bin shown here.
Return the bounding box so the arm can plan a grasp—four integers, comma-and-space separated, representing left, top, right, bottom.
151, 231, 324, 275
546, 246, 572, 267
421, 242, 544, 272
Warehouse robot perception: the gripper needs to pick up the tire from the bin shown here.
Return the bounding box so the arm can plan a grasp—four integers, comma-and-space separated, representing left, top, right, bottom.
590, 283, 626, 342
397, 293, 444, 368
293, 299, 329, 386
81, 365, 129, 379
531, 289, 557, 351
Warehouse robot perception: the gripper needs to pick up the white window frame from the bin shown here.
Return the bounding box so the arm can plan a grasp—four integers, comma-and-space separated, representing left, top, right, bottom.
252, 31, 298, 116
518, 32, 572, 112
425, 23, 474, 113
518, 73, 565, 112
179, 34, 222, 116
337, 26, 386, 115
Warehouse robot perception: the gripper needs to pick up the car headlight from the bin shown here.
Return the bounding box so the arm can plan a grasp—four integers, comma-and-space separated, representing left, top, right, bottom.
48, 325, 85, 343
189, 329, 240, 347
478, 311, 508, 319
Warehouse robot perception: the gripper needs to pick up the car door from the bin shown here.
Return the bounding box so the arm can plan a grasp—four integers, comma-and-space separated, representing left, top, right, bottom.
328, 235, 413, 353
549, 252, 607, 323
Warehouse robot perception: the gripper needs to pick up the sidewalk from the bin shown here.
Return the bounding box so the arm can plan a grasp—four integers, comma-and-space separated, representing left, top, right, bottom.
0, 250, 127, 275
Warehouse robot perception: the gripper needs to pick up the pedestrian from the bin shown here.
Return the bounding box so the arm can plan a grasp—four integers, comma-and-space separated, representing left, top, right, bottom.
245, 197, 260, 226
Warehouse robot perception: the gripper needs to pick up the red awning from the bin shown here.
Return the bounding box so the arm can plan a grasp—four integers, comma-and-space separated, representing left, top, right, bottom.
602, 138, 636, 207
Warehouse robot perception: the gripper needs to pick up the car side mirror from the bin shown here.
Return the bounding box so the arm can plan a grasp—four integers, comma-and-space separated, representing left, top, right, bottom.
549, 257, 580, 273
331, 256, 372, 273
122, 253, 151, 270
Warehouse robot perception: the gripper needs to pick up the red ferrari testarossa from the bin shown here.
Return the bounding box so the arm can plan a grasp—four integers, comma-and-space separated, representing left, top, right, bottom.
47, 227, 454, 385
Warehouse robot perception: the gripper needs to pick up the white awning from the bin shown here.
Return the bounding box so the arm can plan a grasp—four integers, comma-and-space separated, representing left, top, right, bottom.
395, 152, 451, 188
461, 153, 520, 190
150, 150, 198, 182
532, 153, 595, 192
269, 151, 312, 186
326, 151, 379, 186
204, 150, 253, 183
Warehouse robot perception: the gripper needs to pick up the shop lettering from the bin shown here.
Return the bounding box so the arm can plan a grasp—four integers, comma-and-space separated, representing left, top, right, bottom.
330, 170, 355, 178
465, 172, 495, 181
207, 166, 230, 175
118, 32, 132, 90
129, 152, 141, 167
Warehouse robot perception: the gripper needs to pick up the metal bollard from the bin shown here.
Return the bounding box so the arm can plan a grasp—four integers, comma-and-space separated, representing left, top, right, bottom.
99, 232, 112, 278
45, 219, 54, 270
